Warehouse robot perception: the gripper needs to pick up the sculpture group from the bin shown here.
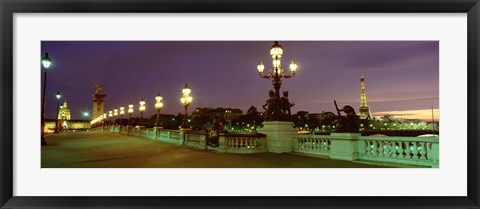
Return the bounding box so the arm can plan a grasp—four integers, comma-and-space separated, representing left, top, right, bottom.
261, 89, 360, 132
262, 90, 295, 121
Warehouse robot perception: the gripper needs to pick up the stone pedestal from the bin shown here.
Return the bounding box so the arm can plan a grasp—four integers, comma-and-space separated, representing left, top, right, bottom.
179, 129, 191, 145
329, 133, 361, 161
259, 121, 297, 153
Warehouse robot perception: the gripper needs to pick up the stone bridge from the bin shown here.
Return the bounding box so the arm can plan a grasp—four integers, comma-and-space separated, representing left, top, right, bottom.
88, 124, 439, 168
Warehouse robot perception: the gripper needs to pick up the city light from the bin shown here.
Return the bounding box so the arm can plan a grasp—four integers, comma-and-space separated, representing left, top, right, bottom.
41, 53, 52, 69
154, 93, 164, 128
139, 98, 146, 126
180, 84, 193, 129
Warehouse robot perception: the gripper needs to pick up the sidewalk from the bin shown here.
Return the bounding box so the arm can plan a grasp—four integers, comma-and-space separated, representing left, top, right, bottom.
42, 131, 385, 168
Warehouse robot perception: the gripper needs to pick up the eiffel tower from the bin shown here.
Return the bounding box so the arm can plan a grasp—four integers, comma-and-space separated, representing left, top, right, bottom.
359, 76, 372, 120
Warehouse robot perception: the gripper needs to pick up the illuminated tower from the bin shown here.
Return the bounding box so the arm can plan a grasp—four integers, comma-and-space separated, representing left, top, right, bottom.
92, 83, 107, 119
359, 76, 372, 120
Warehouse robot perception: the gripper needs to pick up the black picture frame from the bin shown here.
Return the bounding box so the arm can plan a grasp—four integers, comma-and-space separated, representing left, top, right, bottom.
1, 0, 479, 208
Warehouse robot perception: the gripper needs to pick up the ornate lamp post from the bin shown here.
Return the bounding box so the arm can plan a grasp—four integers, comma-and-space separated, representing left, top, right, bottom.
102, 113, 107, 130
154, 93, 164, 128
41, 53, 52, 145
180, 84, 193, 129
257, 41, 298, 121
108, 110, 113, 127
119, 106, 125, 126
128, 103, 134, 126
54, 91, 61, 133
139, 98, 146, 126
113, 108, 118, 125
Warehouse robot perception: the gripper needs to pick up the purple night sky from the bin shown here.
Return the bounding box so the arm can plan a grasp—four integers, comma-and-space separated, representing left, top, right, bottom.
41, 41, 439, 120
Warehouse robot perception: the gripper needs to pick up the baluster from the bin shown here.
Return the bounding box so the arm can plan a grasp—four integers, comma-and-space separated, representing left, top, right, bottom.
382, 142, 389, 157
400, 142, 407, 159
411, 142, 419, 159
405, 142, 412, 159
419, 142, 427, 160
378, 141, 384, 156
370, 141, 377, 156
319, 139, 324, 151
396, 142, 402, 158
235, 138, 239, 149
365, 141, 371, 155
393, 141, 402, 158
388, 142, 394, 158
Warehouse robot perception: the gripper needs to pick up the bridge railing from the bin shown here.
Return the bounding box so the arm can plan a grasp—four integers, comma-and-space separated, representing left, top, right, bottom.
92, 126, 438, 167
212, 133, 267, 153
293, 135, 331, 157
358, 136, 439, 167
97, 125, 266, 154
293, 133, 439, 167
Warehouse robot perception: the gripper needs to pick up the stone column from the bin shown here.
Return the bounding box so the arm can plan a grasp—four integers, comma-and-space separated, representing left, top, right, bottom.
259, 121, 297, 153
329, 133, 361, 161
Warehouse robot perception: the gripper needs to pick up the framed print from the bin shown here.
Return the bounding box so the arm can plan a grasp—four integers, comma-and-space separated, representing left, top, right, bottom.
1, 0, 479, 208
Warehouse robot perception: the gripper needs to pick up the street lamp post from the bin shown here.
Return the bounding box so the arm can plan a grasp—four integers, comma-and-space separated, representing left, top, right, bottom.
139, 99, 146, 127
119, 106, 125, 126
102, 113, 107, 130
108, 110, 113, 129
154, 93, 164, 128
180, 84, 193, 129
128, 103, 134, 126
41, 53, 52, 145
54, 91, 61, 133
257, 41, 298, 121
113, 108, 118, 125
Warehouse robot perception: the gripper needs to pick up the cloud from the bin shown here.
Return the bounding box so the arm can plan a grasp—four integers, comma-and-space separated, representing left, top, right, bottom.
373, 109, 439, 121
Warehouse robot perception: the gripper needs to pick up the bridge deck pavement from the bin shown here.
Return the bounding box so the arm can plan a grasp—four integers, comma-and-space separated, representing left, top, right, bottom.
42, 131, 385, 168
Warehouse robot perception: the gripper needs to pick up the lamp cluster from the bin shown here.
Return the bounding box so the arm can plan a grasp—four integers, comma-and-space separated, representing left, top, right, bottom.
90, 84, 193, 128
257, 41, 297, 79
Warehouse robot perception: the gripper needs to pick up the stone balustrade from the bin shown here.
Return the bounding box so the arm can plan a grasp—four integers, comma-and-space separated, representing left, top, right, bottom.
293, 133, 439, 168
216, 133, 267, 153
293, 135, 331, 156
91, 125, 439, 167
94, 125, 266, 154
359, 136, 439, 167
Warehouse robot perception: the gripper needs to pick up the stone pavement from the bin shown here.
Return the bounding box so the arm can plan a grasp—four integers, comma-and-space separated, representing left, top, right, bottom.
42, 131, 385, 168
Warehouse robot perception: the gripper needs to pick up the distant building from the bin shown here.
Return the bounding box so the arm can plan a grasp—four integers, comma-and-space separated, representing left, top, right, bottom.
192, 107, 243, 121
42, 100, 90, 132
58, 100, 71, 120
296, 111, 309, 120
45, 119, 90, 132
